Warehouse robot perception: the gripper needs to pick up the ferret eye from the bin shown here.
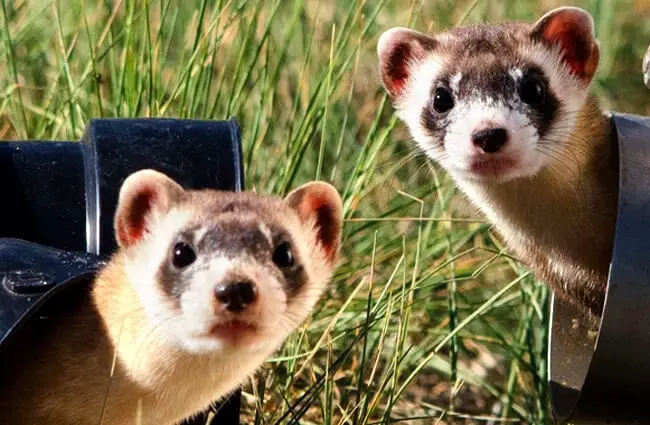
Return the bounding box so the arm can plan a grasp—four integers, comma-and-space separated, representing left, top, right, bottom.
272, 242, 294, 268
172, 242, 196, 268
519, 74, 545, 105
432, 87, 454, 113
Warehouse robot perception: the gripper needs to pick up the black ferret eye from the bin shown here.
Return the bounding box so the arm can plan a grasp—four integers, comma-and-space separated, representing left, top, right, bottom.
272, 242, 294, 268
519, 74, 546, 105
172, 242, 196, 268
432, 87, 454, 113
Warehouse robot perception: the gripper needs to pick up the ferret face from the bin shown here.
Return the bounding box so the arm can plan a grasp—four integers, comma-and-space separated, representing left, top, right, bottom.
114, 170, 343, 355
378, 7, 600, 184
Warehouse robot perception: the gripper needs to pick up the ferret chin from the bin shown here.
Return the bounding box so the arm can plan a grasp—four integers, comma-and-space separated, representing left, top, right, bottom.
377, 6, 618, 321
0, 169, 343, 425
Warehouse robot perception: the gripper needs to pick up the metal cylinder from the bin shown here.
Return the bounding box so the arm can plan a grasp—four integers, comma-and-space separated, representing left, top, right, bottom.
549, 113, 650, 424
0, 118, 243, 254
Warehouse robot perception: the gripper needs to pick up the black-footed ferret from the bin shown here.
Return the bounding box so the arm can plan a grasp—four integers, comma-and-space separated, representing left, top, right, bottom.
0, 169, 343, 424
377, 7, 617, 320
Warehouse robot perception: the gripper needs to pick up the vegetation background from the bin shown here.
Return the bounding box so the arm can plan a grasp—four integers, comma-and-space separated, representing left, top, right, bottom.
1, 0, 649, 423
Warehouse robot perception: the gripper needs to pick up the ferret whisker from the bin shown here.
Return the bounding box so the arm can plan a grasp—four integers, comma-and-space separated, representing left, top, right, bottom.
534, 147, 586, 196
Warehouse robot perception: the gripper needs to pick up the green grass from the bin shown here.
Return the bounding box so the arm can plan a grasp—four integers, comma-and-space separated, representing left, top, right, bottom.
1, 0, 649, 424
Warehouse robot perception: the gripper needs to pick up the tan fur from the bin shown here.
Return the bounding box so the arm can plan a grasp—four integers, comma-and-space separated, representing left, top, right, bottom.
0, 172, 343, 424
457, 95, 616, 318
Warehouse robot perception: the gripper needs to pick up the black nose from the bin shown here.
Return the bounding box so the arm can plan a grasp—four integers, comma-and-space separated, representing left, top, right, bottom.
215, 280, 257, 312
471, 128, 508, 153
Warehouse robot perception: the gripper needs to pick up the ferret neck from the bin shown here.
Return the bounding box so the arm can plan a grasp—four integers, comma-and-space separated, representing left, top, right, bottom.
457, 94, 616, 258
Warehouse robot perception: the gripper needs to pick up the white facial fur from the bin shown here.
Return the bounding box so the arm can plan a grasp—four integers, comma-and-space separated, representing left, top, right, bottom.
444, 95, 543, 182
393, 53, 444, 156
123, 207, 306, 355
177, 253, 288, 353
392, 42, 590, 185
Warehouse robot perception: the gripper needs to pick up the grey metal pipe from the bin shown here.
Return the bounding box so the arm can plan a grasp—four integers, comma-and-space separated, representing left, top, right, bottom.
549, 113, 650, 424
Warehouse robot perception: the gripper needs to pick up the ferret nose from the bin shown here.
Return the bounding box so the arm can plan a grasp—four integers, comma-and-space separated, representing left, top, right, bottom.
215, 280, 257, 312
471, 128, 508, 153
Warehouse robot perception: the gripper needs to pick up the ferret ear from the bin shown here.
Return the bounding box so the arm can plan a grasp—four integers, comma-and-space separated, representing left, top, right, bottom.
530, 7, 600, 82
114, 169, 185, 249
284, 182, 343, 264
377, 27, 437, 100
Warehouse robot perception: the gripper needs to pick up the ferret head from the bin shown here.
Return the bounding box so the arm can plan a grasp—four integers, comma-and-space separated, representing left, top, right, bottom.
377, 7, 600, 183
113, 169, 343, 355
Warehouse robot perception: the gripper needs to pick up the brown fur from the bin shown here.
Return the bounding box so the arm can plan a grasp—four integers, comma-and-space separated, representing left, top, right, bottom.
461, 95, 616, 318
0, 170, 343, 424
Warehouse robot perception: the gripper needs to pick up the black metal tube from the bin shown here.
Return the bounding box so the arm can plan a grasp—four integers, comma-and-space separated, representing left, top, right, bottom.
0, 141, 87, 252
